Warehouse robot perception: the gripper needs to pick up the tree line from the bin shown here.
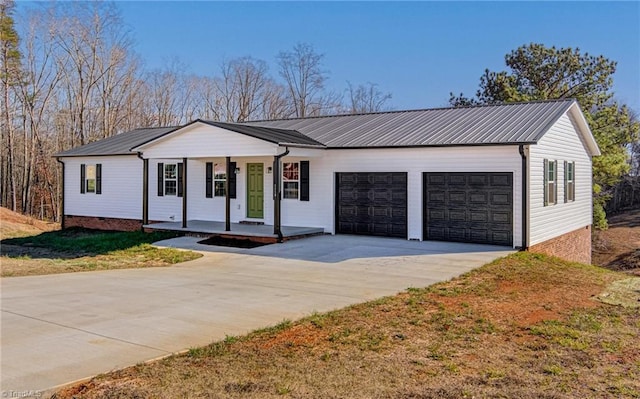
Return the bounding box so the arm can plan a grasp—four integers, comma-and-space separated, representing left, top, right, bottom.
0, 1, 391, 220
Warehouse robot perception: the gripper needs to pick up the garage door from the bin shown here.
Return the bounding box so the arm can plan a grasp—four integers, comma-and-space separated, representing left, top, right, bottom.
336, 172, 407, 238
423, 172, 513, 246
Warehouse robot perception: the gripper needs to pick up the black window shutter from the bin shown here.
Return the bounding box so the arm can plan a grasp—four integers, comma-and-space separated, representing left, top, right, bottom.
300, 160, 310, 201
229, 162, 237, 199
157, 163, 164, 196
177, 162, 184, 197
205, 162, 213, 198
563, 161, 568, 203
543, 159, 548, 206
96, 164, 102, 195
80, 164, 86, 194
571, 162, 575, 200
553, 161, 558, 205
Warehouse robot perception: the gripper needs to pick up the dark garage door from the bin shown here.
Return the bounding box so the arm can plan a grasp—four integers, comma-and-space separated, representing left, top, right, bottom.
336, 172, 407, 238
423, 172, 513, 246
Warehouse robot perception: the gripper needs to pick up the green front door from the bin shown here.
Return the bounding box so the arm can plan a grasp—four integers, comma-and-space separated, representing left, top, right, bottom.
246, 163, 264, 218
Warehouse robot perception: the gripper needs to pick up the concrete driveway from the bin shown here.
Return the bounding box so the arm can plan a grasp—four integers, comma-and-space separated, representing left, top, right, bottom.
1, 235, 513, 394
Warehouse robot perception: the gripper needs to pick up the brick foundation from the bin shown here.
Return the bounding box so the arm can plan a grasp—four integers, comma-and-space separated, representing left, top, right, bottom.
64, 215, 143, 232
528, 225, 592, 264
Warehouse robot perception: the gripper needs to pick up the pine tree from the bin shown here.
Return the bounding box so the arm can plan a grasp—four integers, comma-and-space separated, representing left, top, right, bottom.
450, 43, 639, 229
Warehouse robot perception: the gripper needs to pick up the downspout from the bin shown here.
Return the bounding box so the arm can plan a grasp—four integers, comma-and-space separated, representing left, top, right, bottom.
136, 152, 149, 228
273, 146, 290, 242
519, 145, 528, 250
56, 157, 65, 229
225, 156, 231, 232
182, 157, 188, 229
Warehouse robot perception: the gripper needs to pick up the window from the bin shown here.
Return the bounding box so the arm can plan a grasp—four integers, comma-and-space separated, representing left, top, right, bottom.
214, 163, 226, 197
86, 165, 96, 193
544, 159, 557, 206
565, 161, 575, 202
283, 162, 299, 199
164, 164, 178, 196
80, 163, 101, 194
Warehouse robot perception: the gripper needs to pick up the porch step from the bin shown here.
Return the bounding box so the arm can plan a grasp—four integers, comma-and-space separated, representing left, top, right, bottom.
239, 220, 265, 225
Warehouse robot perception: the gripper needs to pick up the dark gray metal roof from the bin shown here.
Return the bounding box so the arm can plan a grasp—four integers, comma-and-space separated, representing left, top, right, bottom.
57, 99, 582, 157
55, 127, 179, 157
200, 121, 325, 147
246, 99, 577, 148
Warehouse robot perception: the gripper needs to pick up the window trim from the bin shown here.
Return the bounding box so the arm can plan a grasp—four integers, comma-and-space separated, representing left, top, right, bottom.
544, 159, 557, 206
164, 163, 178, 196
81, 163, 101, 195
282, 162, 300, 200
213, 163, 227, 197
565, 161, 575, 202
85, 165, 97, 193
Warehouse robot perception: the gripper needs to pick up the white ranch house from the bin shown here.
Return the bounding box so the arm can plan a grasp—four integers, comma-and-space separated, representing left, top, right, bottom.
56, 99, 600, 263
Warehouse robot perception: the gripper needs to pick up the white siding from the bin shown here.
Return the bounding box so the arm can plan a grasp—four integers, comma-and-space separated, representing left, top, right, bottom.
140, 123, 279, 158
149, 157, 276, 223
282, 146, 522, 247
528, 112, 593, 246
147, 146, 522, 247
63, 156, 142, 220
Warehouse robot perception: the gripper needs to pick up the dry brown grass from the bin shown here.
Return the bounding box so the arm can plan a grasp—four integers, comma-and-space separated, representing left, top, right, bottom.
0, 206, 58, 239
54, 253, 640, 399
593, 209, 640, 276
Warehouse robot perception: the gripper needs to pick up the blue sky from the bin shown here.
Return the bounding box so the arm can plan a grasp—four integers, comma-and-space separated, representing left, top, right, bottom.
25, 1, 640, 111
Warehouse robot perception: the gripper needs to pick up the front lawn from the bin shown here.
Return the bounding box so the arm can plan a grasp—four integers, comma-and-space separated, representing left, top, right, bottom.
1, 228, 201, 277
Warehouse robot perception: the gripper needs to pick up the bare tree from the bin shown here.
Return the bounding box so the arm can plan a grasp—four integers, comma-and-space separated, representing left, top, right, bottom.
277, 43, 328, 118
345, 81, 392, 114
144, 59, 195, 126
0, 0, 21, 210
16, 7, 61, 215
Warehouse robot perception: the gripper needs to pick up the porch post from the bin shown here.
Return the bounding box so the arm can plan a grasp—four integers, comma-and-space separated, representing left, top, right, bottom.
182, 157, 187, 228
273, 147, 289, 241
142, 158, 149, 225
273, 157, 280, 237
225, 156, 231, 231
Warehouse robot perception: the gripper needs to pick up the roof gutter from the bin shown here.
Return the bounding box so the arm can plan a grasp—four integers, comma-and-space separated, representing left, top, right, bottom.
518, 145, 529, 250
273, 146, 290, 242
278, 142, 326, 149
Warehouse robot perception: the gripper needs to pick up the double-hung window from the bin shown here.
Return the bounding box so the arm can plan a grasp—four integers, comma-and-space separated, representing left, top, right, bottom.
214, 163, 226, 197
565, 161, 575, 202
85, 165, 96, 193
164, 164, 178, 196
283, 162, 299, 199
544, 159, 557, 206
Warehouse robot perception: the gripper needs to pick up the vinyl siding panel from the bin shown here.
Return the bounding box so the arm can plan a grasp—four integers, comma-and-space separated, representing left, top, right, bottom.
281, 146, 522, 247
528, 112, 593, 246
63, 156, 142, 220
141, 123, 279, 159
145, 146, 522, 247
186, 157, 275, 224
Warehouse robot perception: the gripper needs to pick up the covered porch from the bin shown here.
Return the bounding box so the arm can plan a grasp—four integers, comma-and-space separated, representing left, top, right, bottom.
144, 220, 324, 243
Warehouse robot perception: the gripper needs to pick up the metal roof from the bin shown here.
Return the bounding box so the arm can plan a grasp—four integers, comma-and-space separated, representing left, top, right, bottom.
246, 99, 577, 148
200, 121, 325, 147
56, 99, 586, 157
55, 127, 179, 157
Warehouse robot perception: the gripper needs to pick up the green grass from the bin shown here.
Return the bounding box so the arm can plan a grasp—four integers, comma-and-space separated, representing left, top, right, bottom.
2, 228, 181, 255
1, 228, 202, 277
